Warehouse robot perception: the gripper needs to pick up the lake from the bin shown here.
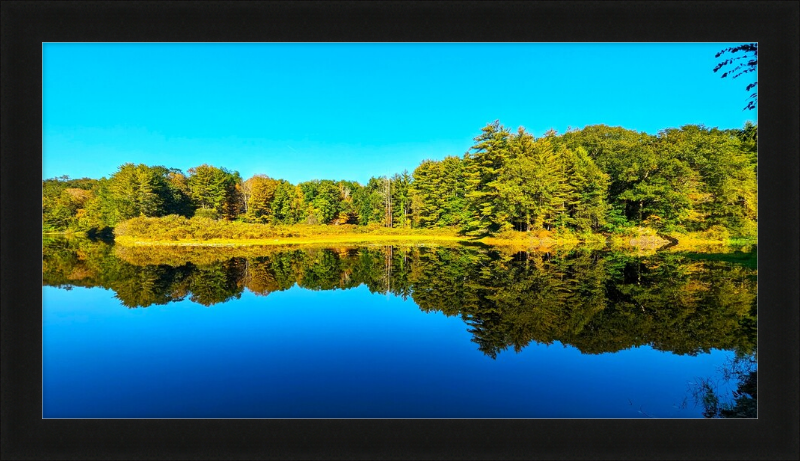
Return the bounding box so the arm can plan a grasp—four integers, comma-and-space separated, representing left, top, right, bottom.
42, 238, 757, 418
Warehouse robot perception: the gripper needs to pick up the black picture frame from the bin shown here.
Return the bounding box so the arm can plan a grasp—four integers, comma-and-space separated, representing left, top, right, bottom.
2, 1, 798, 459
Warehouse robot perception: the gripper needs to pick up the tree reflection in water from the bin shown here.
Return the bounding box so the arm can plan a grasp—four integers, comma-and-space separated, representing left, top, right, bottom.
686, 352, 757, 418
43, 238, 757, 360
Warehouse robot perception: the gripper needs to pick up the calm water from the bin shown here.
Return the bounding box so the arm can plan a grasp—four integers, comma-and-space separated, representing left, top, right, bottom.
42, 238, 757, 418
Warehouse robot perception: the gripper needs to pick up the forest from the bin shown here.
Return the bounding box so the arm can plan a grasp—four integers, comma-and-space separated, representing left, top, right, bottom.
42, 122, 758, 240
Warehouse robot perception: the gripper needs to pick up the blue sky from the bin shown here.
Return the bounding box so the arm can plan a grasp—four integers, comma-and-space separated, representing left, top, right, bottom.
43, 43, 757, 184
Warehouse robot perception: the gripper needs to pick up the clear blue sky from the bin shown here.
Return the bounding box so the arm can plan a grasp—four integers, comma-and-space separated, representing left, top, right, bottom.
43, 43, 757, 184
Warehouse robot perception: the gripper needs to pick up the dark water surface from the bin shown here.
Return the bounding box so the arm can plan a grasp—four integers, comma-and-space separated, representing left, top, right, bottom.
42, 238, 757, 418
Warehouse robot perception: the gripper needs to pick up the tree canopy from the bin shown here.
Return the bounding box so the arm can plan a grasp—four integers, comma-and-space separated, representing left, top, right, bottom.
43, 121, 757, 240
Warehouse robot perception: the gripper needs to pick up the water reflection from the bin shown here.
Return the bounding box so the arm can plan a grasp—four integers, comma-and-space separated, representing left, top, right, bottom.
43, 238, 757, 359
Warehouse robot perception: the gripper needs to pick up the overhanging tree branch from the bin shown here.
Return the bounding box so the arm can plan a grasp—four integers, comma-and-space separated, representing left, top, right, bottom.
714, 43, 758, 111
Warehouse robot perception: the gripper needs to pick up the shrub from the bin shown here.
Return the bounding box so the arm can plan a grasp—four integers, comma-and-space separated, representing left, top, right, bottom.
113, 215, 468, 242
701, 225, 731, 241
193, 208, 219, 220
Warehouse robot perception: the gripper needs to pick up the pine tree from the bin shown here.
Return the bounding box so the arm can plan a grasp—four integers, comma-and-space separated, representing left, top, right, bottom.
563, 146, 610, 231
463, 121, 511, 235
187, 164, 242, 219
495, 130, 571, 231
410, 160, 444, 227
105, 164, 170, 221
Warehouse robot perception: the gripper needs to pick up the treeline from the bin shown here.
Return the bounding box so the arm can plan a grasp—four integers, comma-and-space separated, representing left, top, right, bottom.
43, 239, 758, 358
43, 122, 757, 237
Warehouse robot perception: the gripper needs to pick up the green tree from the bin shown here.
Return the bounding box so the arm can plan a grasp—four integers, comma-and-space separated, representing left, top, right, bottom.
84, 163, 187, 226
560, 125, 641, 227
410, 159, 444, 227
353, 177, 387, 226
615, 147, 696, 230
659, 125, 757, 235
561, 125, 696, 230
298, 179, 342, 224
110, 164, 164, 218
312, 179, 342, 224
82, 178, 116, 230
563, 146, 610, 231
82, 164, 195, 229
42, 176, 99, 231
495, 129, 572, 231
410, 157, 467, 228
438, 156, 469, 227
164, 169, 194, 217
336, 180, 361, 224
463, 121, 512, 235
391, 171, 412, 228
187, 164, 243, 219
734, 121, 757, 173
270, 180, 306, 224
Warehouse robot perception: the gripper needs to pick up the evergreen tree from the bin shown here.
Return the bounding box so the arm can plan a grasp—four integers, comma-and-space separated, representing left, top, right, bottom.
410, 160, 444, 227
463, 121, 512, 235
187, 164, 242, 219
734, 121, 757, 173
438, 156, 468, 227
411, 157, 468, 228
104, 163, 193, 222
496, 129, 571, 231
563, 146, 610, 232
270, 180, 305, 224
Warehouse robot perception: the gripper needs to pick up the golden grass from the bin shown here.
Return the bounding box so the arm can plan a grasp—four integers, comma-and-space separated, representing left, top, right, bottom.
665, 239, 750, 253
108, 221, 753, 252
114, 233, 472, 248
115, 231, 603, 252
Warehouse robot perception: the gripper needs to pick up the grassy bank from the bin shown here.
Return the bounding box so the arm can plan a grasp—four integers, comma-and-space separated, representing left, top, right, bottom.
112, 216, 607, 249
102, 216, 754, 250
115, 233, 471, 247
43, 230, 86, 236
114, 232, 590, 249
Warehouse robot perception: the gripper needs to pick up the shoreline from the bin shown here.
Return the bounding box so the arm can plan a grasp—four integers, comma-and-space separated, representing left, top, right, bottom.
113, 234, 474, 247
46, 228, 756, 251
109, 233, 753, 250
